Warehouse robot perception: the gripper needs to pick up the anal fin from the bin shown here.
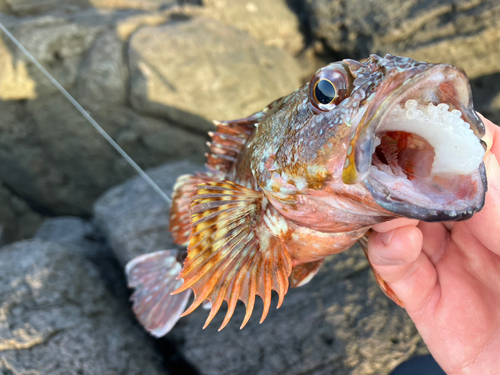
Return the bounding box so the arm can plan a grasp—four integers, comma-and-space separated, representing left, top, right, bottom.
290, 259, 324, 288
126, 250, 191, 337
172, 180, 292, 331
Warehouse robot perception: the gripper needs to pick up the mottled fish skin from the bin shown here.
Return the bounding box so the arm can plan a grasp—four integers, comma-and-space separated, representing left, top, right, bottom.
128, 54, 487, 335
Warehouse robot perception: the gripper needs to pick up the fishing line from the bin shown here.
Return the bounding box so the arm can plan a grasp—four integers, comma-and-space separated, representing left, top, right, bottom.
0, 21, 172, 205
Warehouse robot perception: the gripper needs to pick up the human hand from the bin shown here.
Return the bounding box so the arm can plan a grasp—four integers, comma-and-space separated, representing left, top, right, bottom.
367, 115, 500, 374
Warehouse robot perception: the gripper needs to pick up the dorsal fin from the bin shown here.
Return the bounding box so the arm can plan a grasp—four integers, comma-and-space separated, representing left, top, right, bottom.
207, 97, 284, 173
172, 180, 292, 330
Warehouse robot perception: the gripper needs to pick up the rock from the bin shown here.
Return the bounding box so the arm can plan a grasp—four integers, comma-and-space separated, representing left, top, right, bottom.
0, 239, 167, 374
76, 29, 129, 110
0, 181, 43, 244
35, 216, 100, 256
202, 0, 304, 55
129, 17, 304, 132
0, 0, 198, 16
94, 160, 428, 375
94, 160, 202, 266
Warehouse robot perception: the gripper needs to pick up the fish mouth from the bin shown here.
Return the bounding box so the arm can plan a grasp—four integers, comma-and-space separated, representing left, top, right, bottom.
355, 64, 487, 221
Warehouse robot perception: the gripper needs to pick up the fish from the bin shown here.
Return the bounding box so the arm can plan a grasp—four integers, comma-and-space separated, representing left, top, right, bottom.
125, 54, 487, 337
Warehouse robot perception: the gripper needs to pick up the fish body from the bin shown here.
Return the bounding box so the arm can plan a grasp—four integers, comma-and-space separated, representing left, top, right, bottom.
126, 54, 487, 336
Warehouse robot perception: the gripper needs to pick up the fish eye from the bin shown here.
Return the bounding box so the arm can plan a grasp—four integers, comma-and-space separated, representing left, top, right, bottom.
309, 63, 353, 112
314, 79, 337, 105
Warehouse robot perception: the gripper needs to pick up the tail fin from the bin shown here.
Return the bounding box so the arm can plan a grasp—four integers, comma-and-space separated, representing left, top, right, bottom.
126, 250, 191, 337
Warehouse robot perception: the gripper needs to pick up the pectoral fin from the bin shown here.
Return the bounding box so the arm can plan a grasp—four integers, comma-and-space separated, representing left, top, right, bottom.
172, 180, 292, 331
169, 172, 221, 246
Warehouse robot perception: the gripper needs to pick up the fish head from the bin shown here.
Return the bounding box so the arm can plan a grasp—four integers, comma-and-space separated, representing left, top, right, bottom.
256, 54, 487, 225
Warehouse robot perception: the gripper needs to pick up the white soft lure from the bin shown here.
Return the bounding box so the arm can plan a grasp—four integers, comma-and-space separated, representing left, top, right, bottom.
379, 99, 485, 176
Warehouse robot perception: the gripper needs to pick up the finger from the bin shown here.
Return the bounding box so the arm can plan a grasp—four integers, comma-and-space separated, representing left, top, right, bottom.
372, 218, 419, 233
465, 152, 500, 254
478, 113, 500, 157
368, 226, 438, 313
417, 221, 450, 264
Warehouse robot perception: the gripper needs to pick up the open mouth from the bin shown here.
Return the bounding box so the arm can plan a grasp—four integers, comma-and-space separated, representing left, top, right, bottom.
358, 65, 487, 221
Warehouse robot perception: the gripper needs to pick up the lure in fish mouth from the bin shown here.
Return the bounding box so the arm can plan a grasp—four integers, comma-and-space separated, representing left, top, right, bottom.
126, 54, 488, 337
344, 61, 487, 221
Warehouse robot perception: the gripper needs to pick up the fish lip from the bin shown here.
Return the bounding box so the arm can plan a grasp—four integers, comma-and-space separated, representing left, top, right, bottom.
353, 64, 488, 221
363, 163, 487, 221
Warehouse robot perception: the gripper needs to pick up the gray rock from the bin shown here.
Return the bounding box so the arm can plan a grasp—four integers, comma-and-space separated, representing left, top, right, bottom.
35, 216, 101, 258
202, 0, 304, 55
0, 239, 167, 374
93, 160, 428, 374
94, 160, 202, 266
0, 181, 43, 244
0, 0, 195, 16
129, 17, 304, 132
76, 29, 129, 110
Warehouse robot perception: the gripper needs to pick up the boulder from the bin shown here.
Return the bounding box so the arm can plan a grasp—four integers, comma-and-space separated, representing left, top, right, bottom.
129, 16, 304, 133
202, 0, 304, 55
94, 161, 429, 375
0, 181, 43, 244
0, 239, 167, 374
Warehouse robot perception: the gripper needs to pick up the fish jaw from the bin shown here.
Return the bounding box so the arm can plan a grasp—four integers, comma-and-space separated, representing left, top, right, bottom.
347, 63, 487, 221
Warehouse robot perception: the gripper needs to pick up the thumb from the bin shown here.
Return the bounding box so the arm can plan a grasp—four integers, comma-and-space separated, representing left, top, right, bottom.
367, 226, 437, 313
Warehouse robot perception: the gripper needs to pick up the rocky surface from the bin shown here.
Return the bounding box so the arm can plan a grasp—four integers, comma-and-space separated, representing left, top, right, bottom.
93, 162, 429, 375
0, 239, 167, 374
0, 181, 43, 244
202, 0, 304, 55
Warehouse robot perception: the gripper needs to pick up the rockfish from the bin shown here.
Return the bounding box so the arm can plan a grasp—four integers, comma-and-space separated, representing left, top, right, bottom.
126, 54, 487, 337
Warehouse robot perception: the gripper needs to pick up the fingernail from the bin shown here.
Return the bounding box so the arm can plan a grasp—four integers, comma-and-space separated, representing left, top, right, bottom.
380, 230, 395, 246
485, 152, 500, 182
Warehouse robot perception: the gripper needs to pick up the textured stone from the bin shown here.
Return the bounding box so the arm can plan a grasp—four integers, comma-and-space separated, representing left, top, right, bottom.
0, 0, 195, 16
94, 160, 202, 266
0, 239, 166, 374
75, 29, 129, 110
0, 181, 43, 244
203, 0, 304, 55
129, 17, 304, 132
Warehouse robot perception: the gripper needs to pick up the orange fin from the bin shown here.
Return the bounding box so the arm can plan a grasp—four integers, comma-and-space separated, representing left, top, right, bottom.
359, 232, 404, 307
173, 180, 292, 331
289, 259, 324, 288
126, 250, 191, 337
169, 172, 222, 246
207, 97, 284, 173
